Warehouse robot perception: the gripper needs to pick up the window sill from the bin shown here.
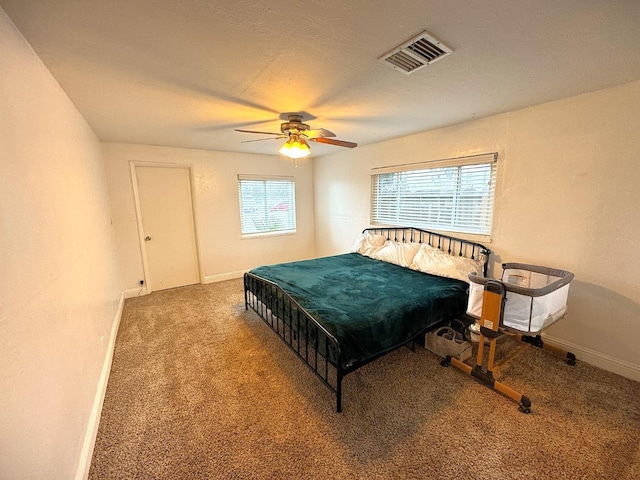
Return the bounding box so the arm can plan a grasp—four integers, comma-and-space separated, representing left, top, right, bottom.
241, 229, 297, 240
370, 223, 492, 244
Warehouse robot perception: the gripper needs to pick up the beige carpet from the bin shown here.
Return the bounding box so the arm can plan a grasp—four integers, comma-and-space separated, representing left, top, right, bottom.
90, 279, 640, 479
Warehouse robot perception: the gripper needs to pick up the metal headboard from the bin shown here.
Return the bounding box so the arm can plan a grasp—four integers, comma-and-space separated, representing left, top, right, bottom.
363, 226, 491, 277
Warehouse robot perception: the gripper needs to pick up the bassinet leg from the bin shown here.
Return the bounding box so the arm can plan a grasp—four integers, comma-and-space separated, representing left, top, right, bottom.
443, 281, 533, 413
445, 355, 532, 414
521, 335, 576, 366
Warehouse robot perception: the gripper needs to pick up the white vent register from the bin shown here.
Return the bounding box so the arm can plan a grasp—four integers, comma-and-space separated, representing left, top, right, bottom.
379, 31, 453, 74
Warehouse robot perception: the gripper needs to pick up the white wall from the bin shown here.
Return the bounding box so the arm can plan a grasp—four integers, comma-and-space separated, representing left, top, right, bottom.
0, 8, 122, 480
102, 143, 316, 292
314, 80, 640, 381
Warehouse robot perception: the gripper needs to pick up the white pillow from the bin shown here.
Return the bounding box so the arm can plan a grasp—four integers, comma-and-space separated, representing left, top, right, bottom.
351, 231, 387, 257
372, 241, 421, 268
409, 243, 483, 283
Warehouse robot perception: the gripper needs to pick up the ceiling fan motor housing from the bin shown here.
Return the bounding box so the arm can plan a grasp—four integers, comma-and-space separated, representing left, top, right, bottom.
281, 114, 310, 134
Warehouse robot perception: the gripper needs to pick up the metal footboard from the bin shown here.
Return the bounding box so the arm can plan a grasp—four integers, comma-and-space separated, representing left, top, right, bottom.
243, 272, 345, 412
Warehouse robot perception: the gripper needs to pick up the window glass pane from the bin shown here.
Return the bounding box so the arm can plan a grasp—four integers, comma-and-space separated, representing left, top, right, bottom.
371, 159, 496, 235
238, 178, 296, 235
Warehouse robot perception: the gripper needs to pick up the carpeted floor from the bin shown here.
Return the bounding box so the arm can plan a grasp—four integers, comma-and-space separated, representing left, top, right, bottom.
89, 279, 640, 479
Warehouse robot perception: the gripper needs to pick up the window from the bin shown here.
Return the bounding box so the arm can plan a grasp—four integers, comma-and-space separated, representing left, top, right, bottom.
238, 175, 296, 236
370, 153, 497, 235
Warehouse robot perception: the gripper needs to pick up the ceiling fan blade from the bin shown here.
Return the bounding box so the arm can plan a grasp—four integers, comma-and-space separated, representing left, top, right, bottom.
310, 137, 358, 148
303, 128, 336, 139
235, 129, 283, 136
241, 136, 287, 143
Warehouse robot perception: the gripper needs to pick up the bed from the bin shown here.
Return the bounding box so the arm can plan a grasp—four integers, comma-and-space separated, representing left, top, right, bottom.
243, 227, 490, 412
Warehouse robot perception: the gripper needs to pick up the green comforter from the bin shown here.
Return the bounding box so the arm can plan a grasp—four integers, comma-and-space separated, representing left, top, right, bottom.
249, 253, 468, 369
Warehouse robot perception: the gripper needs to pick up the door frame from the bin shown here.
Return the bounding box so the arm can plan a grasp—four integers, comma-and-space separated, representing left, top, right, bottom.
130, 161, 205, 293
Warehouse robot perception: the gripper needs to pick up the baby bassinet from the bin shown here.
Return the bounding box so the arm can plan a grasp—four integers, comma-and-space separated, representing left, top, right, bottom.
441, 262, 575, 413
467, 263, 574, 334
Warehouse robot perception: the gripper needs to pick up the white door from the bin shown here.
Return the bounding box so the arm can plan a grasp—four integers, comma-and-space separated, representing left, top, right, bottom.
136, 166, 200, 291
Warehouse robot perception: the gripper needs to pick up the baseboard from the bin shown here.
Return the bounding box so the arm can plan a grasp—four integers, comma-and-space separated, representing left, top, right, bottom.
123, 273, 244, 296
123, 286, 148, 298
75, 292, 125, 480
204, 270, 246, 284
541, 333, 640, 382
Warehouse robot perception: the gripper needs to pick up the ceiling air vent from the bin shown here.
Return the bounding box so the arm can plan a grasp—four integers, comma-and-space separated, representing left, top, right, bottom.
379, 31, 453, 74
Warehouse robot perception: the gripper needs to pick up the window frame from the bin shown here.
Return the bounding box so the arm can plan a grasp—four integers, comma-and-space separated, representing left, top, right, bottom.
370, 153, 497, 237
238, 175, 297, 238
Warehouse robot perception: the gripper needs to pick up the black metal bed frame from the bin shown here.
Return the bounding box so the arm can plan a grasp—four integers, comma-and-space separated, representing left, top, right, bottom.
243, 226, 491, 412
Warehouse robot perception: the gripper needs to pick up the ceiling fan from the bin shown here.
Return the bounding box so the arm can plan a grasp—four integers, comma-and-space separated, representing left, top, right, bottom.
235, 114, 357, 159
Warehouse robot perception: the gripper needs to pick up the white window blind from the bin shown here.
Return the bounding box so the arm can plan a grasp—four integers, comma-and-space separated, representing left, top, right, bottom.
238, 175, 296, 235
370, 153, 497, 235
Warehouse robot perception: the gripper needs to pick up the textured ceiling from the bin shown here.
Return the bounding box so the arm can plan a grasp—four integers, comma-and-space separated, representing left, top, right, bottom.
2, 0, 640, 157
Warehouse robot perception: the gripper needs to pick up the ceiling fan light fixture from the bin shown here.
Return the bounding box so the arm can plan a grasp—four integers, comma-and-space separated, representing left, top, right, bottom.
279, 135, 311, 159
236, 114, 356, 159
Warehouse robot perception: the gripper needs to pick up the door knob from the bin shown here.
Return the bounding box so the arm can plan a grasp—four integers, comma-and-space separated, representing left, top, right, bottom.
145, 236, 152, 241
